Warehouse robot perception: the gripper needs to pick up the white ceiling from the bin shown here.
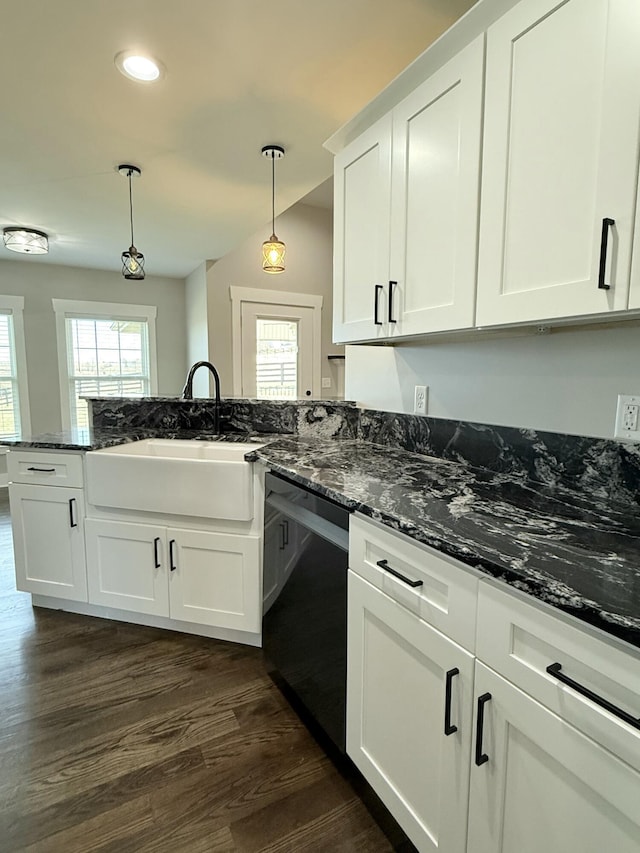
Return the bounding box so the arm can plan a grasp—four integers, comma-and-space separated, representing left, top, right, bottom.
0, 0, 475, 279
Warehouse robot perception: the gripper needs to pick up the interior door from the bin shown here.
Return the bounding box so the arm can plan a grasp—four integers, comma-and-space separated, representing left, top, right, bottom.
240, 302, 315, 399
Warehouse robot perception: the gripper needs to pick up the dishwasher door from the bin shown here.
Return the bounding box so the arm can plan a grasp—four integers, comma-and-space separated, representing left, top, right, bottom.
262, 472, 350, 752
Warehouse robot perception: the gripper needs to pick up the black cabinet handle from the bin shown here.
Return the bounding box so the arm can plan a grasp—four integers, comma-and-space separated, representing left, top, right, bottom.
374, 285, 383, 325
388, 280, 397, 323
153, 537, 161, 569
376, 558, 423, 588
546, 662, 640, 730
475, 693, 491, 766
279, 522, 286, 551
444, 667, 459, 735
283, 519, 289, 546
598, 217, 615, 290
169, 539, 177, 572
28, 466, 55, 472
68, 498, 77, 528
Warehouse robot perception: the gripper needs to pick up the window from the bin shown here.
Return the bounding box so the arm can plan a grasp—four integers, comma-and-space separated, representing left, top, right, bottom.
256, 319, 298, 399
53, 300, 157, 431
0, 296, 30, 440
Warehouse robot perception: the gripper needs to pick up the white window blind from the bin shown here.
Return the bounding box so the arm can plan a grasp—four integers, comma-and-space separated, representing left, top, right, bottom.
65, 317, 151, 429
0, 312, 22, 440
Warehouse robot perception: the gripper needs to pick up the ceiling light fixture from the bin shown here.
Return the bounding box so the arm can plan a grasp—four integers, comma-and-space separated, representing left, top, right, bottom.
118, 164, 145, 280
3, 227, 49, 255
115, 51, 163, 83
261, 145, 286, 274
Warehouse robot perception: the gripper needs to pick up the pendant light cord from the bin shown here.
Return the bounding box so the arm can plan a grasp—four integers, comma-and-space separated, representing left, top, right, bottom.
128, 170, 135, 247
271, 154, 276, 236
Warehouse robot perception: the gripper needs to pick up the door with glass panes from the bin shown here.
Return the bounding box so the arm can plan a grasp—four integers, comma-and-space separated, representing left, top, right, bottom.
240, 302, 314, 399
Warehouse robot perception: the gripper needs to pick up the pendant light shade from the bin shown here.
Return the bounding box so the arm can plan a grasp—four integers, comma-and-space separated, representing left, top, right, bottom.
3, 227, 48, 255
261, 145, 285, 274
118, 164, 145, 280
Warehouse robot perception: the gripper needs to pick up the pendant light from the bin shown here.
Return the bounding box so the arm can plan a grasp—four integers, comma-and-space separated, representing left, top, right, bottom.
118, 164, 145, 280
261, 145, 286, 274
3, 227, 49, 255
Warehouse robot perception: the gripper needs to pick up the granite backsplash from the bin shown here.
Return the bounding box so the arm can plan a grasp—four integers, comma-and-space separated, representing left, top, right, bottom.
87, 397, 640, 506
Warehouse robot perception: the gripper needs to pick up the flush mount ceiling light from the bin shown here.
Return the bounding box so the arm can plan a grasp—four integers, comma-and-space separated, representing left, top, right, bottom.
262, 145, 286, 274
3, 227, 49, 255
118, 164, 145, 280
115, 51, 164, 83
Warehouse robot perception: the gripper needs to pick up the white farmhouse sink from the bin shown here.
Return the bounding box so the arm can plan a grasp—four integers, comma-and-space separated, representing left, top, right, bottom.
85, 439, 265, 521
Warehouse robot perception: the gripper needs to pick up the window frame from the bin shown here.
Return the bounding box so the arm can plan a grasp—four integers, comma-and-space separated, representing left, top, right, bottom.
53, 299, 158, 431
0, 295, 31, 439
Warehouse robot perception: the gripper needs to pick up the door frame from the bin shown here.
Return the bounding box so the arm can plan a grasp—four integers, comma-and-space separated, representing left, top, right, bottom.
229, 286, 323, 398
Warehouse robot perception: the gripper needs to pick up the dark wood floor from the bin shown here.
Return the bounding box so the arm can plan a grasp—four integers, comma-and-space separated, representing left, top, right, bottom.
0, 492, 394, 852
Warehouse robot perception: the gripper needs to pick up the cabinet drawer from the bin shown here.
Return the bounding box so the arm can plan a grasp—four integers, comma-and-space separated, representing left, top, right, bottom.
8, 450, 84, 488
349, 514, 478, 651
477, 580, 640, 772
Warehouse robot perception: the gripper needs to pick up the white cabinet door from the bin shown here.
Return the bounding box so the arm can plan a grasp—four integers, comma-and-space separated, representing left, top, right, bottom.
169, 528, 262, 632
476, 0, 640, 326
390, 36, 484, 336
333, 114, 393, 343
9, 483, 87, 602
468, 662, 640, 853
85, 519, 168, 616
347, 572, 475, 853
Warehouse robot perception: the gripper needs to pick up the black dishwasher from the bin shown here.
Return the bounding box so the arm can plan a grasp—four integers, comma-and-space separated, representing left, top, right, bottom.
262, 471, 351, 752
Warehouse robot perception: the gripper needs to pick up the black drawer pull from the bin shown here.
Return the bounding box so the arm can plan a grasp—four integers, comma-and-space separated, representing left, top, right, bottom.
546, 663, 640, 730
388, 280, 397, 323
598, 217, 615, 290
475, 693, 491, 766
28, 466, 56, 472
169, 539, 177, 572
444, 667, 459, 736
68, 498, 77, 528
153, 537, 161, 569
376, 559, 423, 588
374, 285, 383, 325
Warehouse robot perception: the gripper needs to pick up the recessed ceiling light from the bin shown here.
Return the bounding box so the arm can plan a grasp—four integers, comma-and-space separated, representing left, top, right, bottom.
115, 51, 164, 83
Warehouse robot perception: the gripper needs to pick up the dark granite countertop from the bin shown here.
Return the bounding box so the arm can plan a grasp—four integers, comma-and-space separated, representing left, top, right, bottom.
6, 426, 640, 650
1, 428, 278, 451
248, 436, 640, 651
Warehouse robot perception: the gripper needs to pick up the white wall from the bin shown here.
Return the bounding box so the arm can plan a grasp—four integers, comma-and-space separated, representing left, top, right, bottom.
0, 259, 187, 435
185, 262, 210, 397
206, 202, 344, 397
346, 321, 640, 439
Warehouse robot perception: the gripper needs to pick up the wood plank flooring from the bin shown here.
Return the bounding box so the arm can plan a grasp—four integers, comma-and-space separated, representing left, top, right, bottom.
0, 492, 395, 852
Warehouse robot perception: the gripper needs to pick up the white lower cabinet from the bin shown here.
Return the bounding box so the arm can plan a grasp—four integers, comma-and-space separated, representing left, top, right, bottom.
467, 661, 640, 853
85, 519, 168, 616
348, 516, 640, 853
85, 519, 261, 632
347, 571, 475, 853
10, 482, 87, 602
168, 527, 261, 632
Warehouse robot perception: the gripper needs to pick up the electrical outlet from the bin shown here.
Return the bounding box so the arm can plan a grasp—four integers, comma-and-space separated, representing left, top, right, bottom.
614, 395, 640, 441
414, 385, 428, 416
321, 377, 332, 389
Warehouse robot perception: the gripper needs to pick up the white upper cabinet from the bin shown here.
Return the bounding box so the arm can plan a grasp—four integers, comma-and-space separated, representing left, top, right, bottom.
332, 38, 484, 344
390, 36, 484, 337
476, 0, 640, 326
333, 115, 393, 343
